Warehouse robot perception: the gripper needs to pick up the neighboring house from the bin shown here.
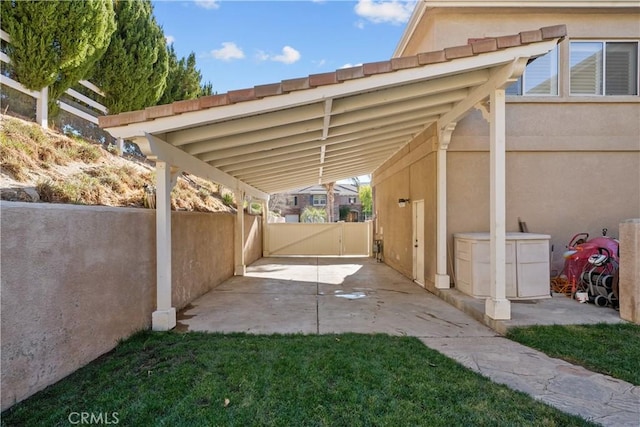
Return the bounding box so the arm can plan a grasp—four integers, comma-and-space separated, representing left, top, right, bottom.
279, 184, 363, 222
372, 1, 640, 296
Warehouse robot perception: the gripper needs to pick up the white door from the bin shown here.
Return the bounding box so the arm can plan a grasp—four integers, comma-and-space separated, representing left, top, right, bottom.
413, 200, 425, 286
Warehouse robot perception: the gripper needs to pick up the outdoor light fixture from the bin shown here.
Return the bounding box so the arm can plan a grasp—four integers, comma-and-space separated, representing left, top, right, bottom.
398, 198, 410, 208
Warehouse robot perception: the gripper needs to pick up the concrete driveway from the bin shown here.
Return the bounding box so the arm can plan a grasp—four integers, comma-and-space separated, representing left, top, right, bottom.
177, 256, 496, 338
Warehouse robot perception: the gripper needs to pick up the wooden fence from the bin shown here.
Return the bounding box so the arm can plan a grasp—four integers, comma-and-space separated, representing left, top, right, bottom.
0, 29, 107, 129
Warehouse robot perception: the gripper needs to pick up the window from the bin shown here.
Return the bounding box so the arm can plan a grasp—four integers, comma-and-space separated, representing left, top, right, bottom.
570, 41, 638, 95
293, 196, 298, 206
348, 197, 356, 204
507, 46, 558, 96
312, 194, 326, 206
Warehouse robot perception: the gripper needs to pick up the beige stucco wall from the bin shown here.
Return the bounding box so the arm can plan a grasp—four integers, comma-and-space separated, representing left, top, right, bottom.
244, 213, 263, 266
373, 127, 439, 283
403, 8, 640, 55
1, 202, 262, 410
448, 105, 640, 274
375, 5, 640, 289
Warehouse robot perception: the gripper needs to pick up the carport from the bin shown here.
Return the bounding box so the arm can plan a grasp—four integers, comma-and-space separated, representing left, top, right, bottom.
99, 25, 566, 331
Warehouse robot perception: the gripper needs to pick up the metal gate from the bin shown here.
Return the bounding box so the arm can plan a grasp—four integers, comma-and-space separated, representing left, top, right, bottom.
265, 222, 373, 256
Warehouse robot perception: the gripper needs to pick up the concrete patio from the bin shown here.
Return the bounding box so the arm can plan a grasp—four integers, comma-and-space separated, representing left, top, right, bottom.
176, 257, 638, 427
177, 256, 624, 336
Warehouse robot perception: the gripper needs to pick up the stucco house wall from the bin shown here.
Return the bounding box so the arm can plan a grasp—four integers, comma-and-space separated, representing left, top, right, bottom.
374, 4, 640, 286
1, 202, 262, 410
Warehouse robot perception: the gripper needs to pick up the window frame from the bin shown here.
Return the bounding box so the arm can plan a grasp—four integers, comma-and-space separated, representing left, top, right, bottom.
569, 40, 639, 96
312, 194, 327, 206
507, 45, 559, 97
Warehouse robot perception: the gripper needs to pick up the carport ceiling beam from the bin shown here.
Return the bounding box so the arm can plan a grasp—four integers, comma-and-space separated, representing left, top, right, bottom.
182, 120, 323, 155
167, 103, 324, 146
322, 98, 332, 140
202, 122, 418, 164
211, 133, 408, 169
329, 100, 453, 128
135, 133, 268, 200
232, 145, 397, 177
331, 69, 487, 114
327, 114, 436, 139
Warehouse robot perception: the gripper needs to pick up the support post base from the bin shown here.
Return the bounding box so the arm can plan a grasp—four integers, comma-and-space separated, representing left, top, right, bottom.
434, 274, 451, 289
234, 264, 246, 276
485, 298, 511, 320
152, 308, 176, 331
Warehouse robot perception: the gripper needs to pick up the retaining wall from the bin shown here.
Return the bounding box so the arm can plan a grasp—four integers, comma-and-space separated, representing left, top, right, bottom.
0, 202, 262, 410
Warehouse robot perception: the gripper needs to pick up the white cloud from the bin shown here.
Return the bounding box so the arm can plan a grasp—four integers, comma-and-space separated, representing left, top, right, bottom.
273, 46, 301, 64
194, 0, 220, 10
257, 46, 301, 64
210, 42, 245, 61
354, 0, 415, 25
165, 35, 175, 45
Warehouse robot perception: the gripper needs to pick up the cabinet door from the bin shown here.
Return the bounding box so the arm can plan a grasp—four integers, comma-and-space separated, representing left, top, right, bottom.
516, 240, 550, 297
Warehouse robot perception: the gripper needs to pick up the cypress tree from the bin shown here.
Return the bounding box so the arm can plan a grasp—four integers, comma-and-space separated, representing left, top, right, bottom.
90, 0, 168, 114
0, 0, 116, 102
158, 45, 203, 105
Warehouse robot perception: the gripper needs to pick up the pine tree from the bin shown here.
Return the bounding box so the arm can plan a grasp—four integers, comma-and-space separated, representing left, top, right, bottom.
0, 0, 116, 102
90, 0, 168, 114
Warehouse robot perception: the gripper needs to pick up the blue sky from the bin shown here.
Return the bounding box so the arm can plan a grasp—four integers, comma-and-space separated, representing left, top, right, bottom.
152, 0, 416, 94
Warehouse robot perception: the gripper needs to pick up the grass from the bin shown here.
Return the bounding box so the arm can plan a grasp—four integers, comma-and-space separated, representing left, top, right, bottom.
1, 332, 595, 427
507, 322, 640, 385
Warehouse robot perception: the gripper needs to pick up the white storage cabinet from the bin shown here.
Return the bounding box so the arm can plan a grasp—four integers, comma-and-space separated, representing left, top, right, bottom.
454, 232, 551, 299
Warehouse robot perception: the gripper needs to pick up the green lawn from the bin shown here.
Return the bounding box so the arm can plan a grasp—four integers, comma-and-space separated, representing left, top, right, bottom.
507, 322, 640, 386
2, 332, 595, 427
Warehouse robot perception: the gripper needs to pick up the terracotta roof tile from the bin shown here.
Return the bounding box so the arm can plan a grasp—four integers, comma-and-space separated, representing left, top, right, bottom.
363, 60, 393, 75
145, 104, 174, 120
417, 50, 447, 65
391, 55, 419, 70
99, 25, 567, 129
173, 99, 201, 114
471, 38, 498, 54
496, 34, 522, 49
520, 29, 543, 44
282, 77, 311, 92
336, 65, 365, 82
309, 72, 338, 87
541, 25, 567, 39
444, 44, 474, 60
255, 83, 283, 98
199, 94, 230, 108
228, 88, 255, 103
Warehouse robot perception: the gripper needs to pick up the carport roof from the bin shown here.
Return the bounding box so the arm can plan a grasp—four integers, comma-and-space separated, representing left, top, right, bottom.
99, 25, 566, 199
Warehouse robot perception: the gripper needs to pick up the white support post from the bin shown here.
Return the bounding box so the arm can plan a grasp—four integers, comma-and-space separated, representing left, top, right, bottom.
261, 199, 270, 257
485, 89, 511, 320
152, 161, 177, 331
117, 137, 124, 156
234, 189, 246, 275
435, 122, 456, 289
36, 86, 48, 128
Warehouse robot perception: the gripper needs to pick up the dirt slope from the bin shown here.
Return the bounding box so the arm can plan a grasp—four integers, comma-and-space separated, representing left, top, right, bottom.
0, 114, 235, 213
